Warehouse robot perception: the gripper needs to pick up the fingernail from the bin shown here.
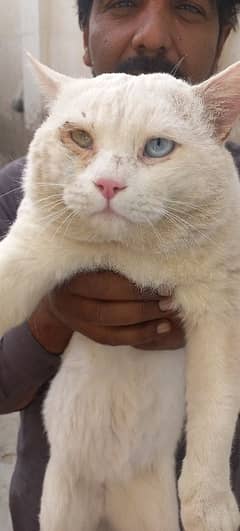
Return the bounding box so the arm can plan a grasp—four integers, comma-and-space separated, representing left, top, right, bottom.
157, 321, 171, 334
159, 286, 172, 296
159, 299, 172, 312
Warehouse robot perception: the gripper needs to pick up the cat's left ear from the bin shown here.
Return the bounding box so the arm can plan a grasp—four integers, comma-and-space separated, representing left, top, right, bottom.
194, 61, 240, 142
26, 52, 71, 104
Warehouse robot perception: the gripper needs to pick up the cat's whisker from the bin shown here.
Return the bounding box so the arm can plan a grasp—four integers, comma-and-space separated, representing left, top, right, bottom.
34, 181, 65, 189
162, 198, 219, 218
161, 197, 199, 207
147, 202, 217, 233
170, 56, 186, 77
160, 209, 191, 249
38, 215, 67, 234
148, 197, 213, 218
0, 185, 23, 199
141, 213, 165, 253
34, 199, 64, 212
162, 209, 217, 248
50, 209, 78, 241
36, 201, 65, 218
37, 207, 72, 235
150, 207, 225, 260
38, 206, 67, 220
61, 211, 78, 239
142, 203, 208, 248
162, 204, 216, 222
34, 194, 63, 204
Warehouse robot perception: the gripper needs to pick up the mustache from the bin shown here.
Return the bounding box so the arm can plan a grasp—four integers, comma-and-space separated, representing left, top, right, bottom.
114, 55, 187, 80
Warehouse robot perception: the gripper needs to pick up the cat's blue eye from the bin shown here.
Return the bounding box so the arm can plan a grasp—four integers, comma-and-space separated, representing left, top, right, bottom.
144, 138, 175, 158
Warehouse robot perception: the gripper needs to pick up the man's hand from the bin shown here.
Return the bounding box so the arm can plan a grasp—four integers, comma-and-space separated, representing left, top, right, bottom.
29, 272, 184, 354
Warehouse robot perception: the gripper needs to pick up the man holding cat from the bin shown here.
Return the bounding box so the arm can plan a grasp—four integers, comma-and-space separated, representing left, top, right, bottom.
1, 1, 240, 530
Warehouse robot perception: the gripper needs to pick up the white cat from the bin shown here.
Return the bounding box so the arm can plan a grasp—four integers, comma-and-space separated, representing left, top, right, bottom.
1, 56, 240, 531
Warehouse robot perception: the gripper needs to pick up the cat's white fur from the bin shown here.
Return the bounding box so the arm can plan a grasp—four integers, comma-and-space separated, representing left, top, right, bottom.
1, 58, 240, 531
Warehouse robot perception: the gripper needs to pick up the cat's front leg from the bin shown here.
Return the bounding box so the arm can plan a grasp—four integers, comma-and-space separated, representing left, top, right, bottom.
39, 457, 104, 531
106, 462, 180, 531
179, 315, 240, 531
0, 204, 76, 336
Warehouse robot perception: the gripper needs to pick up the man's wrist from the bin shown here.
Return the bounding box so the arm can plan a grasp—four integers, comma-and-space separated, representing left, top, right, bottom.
28, 297, 73, 355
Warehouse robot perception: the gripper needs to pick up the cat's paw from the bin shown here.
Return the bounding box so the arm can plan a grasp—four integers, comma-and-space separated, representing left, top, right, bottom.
179, 476, 240, 531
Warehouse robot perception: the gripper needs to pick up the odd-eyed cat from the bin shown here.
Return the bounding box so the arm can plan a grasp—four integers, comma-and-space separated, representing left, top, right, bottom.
1, 57, 240, 531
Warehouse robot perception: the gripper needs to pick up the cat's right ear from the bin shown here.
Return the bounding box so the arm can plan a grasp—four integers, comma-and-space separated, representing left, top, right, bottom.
194, 61, 240, 142
26, 52, 71, 105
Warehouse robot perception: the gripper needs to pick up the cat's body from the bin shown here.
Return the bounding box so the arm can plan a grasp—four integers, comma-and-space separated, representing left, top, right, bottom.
1, 59, 240, 531
43, 335, 185, 531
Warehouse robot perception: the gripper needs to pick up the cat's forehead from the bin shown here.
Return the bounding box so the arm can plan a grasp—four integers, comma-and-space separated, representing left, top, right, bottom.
52, 73, 194, 128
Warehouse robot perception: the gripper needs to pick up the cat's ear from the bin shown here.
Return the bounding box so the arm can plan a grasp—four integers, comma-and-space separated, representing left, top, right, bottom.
26, 52, 71, 104
194, 61, 240, 142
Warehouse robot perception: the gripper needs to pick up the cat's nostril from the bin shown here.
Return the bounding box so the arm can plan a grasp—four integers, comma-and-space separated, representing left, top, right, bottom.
94, 178, 127, 200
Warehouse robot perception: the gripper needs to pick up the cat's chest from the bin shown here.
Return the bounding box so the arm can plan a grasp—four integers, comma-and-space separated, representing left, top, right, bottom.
45, 334, 185, 482
56, 236, 227, 294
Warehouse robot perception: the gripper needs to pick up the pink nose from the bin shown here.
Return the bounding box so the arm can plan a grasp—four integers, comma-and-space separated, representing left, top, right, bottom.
94, 178, 126, 200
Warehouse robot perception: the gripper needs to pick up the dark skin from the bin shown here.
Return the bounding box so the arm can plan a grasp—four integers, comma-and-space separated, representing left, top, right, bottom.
29, 0, 231, 364
83, 0, 229, 82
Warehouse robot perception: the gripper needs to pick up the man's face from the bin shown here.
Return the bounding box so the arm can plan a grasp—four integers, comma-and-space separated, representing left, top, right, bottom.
83, 0, 231, 83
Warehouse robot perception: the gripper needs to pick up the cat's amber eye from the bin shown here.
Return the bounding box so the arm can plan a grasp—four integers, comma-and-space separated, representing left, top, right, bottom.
144, 138, 175, 158
70, 129, 93, 149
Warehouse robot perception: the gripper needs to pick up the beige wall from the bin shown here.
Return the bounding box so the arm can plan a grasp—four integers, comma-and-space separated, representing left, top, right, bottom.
0, 0, 88, 166
0, 0, 29, 165
1, 3, 240, 167
40, 0, 89, 77
21, 0, 90, 131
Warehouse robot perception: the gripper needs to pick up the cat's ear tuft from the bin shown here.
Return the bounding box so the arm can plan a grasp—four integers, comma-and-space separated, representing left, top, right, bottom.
26, 52, 71, 104
194, 61, 240, 142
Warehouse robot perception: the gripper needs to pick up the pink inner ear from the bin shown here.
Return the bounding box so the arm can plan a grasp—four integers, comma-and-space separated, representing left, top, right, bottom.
208, 90, 240, 142
195, 62, 240, 142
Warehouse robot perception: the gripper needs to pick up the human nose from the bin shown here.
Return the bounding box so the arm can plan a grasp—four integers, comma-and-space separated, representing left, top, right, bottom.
132, 9, 173, 55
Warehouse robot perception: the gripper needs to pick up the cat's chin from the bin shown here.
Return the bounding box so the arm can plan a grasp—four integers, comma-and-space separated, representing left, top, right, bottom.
89, 210, 131, 241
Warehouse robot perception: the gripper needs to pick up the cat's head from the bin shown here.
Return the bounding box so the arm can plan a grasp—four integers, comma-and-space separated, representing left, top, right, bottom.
25, 54, 240, 254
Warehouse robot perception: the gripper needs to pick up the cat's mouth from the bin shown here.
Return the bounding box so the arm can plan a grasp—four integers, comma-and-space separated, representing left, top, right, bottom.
91, 205, 131, 224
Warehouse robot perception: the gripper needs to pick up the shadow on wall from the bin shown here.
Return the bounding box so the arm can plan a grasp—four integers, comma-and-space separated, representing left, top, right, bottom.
0, 112, 32, 169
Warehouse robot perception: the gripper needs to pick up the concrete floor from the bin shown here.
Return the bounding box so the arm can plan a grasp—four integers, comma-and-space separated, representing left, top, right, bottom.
0, 414, 19, 531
